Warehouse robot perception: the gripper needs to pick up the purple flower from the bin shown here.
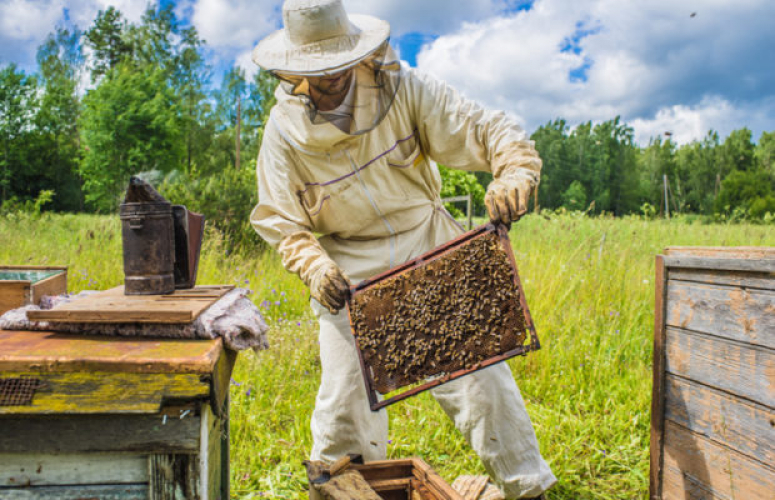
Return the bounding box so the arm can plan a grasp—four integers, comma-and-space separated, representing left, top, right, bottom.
261, 300, 270, 308
388, 439, 393, 444
281, 291, 286, 296
230, 378, 242, 386
246, 388, 252, 397
275, 301, 281, 306
296, 322, 301, 326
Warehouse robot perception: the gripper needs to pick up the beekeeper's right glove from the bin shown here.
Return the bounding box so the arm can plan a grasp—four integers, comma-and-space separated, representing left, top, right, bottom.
308, 260, 351, 314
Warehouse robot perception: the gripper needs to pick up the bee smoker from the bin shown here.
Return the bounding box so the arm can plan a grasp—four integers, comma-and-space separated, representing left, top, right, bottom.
119, 177, 204, 295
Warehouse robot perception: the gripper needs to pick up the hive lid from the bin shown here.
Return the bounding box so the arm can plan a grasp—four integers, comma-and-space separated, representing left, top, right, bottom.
27, 285, 234, 324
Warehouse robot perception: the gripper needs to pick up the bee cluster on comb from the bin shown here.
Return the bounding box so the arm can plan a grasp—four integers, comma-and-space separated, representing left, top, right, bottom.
349, 231, 528, 395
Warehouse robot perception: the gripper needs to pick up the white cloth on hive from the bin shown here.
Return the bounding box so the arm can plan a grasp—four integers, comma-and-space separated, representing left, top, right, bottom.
0, 288, 269, 352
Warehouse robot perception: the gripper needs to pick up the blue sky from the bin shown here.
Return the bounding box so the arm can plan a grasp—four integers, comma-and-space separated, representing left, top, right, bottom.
2, 0, 774, 145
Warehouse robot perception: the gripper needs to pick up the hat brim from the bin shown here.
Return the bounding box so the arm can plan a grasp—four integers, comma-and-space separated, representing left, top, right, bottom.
252, 14, 390, 75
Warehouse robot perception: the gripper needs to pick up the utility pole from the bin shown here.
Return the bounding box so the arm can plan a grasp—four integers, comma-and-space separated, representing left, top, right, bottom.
663, 174, 670, 219
235, 94, 241, 170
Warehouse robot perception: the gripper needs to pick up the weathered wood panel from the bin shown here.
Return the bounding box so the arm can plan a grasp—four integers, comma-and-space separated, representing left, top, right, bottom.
0, 452, 147, 487
0, 411, 200, 453
0, 484, 147, 499
663, 256, 775, 273
27, 285, 233, 323
662, 421, 775, 500
669, 268, 775, 291
664, 375, 775, 466
666, 280, 775, 349
664, 327, 775, 408
149, 454, 200, 500
0, 282, 30, 315
665, 246, 775, 260
30, 272, 67, 304
0, 330, 222, 374
650, 255, 668, 500
0, 371, 210, 415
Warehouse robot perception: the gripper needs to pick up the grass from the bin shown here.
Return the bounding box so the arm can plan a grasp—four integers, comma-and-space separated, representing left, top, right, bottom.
2, 211, 773, 500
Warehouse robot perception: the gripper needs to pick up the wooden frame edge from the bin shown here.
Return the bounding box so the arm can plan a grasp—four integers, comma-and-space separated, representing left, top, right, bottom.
650, 254, 668, 500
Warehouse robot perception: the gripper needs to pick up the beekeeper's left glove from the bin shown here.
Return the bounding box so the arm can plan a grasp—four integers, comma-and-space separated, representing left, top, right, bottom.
485, 175, 533, 225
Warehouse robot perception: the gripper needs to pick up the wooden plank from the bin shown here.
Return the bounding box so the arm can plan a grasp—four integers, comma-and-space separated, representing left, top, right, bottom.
0, 410, 201, 453
0, 452, 147, 487
0, 484, 147, 499
666, 280, 775, 349
0, 371, 210, 415
0, 331, 222, 374
650, 255, 668, 500
664, 327, 775, 408
31, 271, 67, 304
210, 347, 237, 417
0, 266, 68, 271
670, 268, 775, 291
663, 255, 775, 273
27, 285, 234, 324
204, 403, 223, 500
0, 281, 30, 315
665, 246, 775, 260
149, 454, 200, 500
664, 375, 775, 466
662, 421, 775, 500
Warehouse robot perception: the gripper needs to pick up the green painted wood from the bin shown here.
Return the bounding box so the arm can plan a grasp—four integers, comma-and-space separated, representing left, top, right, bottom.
0, 484, 147, 499
0, 453, 146, 487
0, 412, 200, 453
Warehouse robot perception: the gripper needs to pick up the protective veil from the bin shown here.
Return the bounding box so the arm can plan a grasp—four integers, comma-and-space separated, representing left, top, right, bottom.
251, 65, 556, 498
274, 42, 402, 136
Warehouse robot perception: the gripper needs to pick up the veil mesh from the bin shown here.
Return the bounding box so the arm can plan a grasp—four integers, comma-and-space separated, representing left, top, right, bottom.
274, 42, 401, 136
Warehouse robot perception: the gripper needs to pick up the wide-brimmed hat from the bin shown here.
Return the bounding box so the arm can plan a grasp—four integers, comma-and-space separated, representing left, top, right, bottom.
252, 0, 391, 75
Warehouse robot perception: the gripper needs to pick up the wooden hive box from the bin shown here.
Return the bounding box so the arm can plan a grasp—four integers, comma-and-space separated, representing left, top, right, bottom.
0, 330, 236, 500
352, 458, 463, 500
650, 247, 775, 500
0, 266, 67, 315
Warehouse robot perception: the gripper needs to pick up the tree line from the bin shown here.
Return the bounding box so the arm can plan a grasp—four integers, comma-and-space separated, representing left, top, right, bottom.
1, 4, 773, 232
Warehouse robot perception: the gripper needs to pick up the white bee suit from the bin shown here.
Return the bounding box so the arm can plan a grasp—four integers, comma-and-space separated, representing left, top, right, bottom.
250, 66, 556, 498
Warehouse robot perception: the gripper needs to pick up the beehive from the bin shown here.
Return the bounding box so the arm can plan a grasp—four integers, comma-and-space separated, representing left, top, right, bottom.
347, 224, 539, 410
0, 266, 67, 315
650, 247, 775, 500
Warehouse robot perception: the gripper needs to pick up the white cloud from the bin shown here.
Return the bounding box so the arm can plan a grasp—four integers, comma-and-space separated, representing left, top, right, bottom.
190, 0, 279, 49
416, 0, 775, 144
343, 0, 509, 36
0, 0, 155, 69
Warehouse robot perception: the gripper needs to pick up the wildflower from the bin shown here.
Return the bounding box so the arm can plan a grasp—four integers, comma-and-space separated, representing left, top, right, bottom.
246, 388, 252, 397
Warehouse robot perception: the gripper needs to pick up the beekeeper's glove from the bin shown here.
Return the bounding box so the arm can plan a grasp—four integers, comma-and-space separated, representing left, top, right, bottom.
485, 172, 534, 225
308, 260, 351, 314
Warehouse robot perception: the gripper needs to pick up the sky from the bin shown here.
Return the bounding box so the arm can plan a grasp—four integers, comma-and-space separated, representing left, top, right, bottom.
2, 0, 774, 146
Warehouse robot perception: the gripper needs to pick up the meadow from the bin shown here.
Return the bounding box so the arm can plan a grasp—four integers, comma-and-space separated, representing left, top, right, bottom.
1, 212, 773, 500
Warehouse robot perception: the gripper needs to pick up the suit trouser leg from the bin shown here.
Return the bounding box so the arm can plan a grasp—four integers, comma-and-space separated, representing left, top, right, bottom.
309, 305, 556, 498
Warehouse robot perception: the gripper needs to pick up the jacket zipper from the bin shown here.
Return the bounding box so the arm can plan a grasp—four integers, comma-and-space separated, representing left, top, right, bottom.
344, 149, 397, 267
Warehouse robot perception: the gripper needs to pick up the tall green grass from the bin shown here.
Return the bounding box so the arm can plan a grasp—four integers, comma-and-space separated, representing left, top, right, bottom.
2, 212, 773, 499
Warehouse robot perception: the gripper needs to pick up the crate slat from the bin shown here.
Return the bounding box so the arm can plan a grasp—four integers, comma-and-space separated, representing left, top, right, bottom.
666, 280, 775, 349
0, 452, 147, 487
662, 421, 775, 500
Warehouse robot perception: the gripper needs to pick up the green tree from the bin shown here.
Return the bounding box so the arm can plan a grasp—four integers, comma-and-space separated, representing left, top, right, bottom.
755, 131, 775, 176
80, 62, 183, 211
33, 27, 85, 211
0, 65, 38, 205
562, 180, 587, 211
715, 169, 775, 218
439, 166, 486, 217
85, 7, 132, 81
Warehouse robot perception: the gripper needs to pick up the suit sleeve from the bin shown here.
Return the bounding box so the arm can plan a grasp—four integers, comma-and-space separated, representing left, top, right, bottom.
250, 115, 337, 287
406, 68, 541, 186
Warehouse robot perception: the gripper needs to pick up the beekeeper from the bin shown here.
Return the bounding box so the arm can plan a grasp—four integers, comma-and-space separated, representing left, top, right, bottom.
250, 1, 556, 498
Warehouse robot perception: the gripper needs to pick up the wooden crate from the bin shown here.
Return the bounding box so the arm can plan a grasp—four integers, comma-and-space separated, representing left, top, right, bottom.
650, 247, 775, 500
353, 458, 463, 500
0, 330, 236, 500
0, 266, 67, 315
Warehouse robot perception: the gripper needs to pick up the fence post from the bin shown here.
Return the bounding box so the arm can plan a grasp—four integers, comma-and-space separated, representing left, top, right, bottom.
467, 193, 473, 230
